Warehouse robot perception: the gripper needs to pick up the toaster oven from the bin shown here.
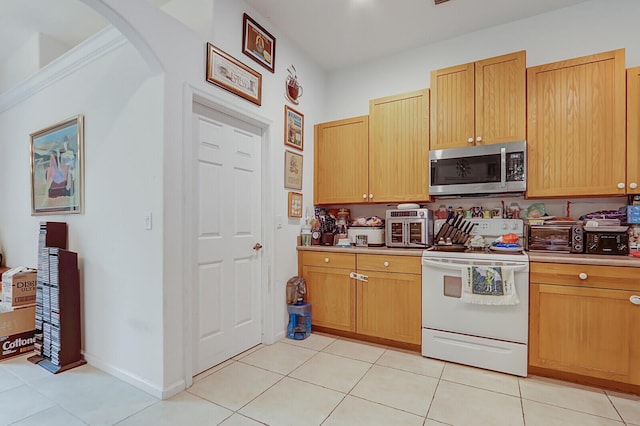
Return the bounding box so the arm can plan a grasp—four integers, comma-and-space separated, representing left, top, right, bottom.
385, 209, 433, 248
525, 223, 584, 253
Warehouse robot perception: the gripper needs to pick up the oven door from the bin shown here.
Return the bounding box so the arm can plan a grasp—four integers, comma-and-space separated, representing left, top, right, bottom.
421, 257, 529, 343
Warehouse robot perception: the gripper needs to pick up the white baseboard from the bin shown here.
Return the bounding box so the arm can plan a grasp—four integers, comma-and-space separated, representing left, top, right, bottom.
82, 352, 185, 400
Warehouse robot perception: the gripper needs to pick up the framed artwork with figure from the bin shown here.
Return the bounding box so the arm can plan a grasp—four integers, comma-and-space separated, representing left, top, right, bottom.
284, 150, 303, 190
242, 13, 276, 73
284, 105, 303, 151
30, 115, 84, 215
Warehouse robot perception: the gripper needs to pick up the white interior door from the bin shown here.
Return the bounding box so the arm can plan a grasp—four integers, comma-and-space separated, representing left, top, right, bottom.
192, 104, 263, 375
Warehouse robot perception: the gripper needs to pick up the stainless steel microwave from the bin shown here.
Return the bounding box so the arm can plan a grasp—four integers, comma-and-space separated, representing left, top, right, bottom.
429, 141, 527, 196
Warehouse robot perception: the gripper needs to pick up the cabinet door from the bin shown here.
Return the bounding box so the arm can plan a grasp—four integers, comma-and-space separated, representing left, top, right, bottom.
314, 116, 369, 204
369, 89, 430, 203
356, 270, 421, 345
530, 283, 640, 385
527, 49, 626, 197
475, 51, 526, 145
302, 265, 356, 332
628, 66, 640, 194
430, 63, 475, 150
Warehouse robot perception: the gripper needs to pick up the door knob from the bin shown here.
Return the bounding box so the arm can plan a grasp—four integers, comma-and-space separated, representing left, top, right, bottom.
253, 243, 263, 251
630, 182, 638, 189
617, 182, 625, 189
476, 136, 482, 142
467, 137, 474, 143
630, 295, 640, 305
578, 272, 587, 280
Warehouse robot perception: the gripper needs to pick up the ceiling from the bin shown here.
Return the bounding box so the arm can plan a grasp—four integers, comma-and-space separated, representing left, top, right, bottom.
0, 0, 590, 72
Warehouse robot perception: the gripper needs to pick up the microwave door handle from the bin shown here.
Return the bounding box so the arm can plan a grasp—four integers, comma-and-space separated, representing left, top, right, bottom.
500, 147, 507, 188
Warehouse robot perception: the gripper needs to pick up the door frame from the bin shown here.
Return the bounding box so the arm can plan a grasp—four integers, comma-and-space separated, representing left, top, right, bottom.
181, 84, 275, 389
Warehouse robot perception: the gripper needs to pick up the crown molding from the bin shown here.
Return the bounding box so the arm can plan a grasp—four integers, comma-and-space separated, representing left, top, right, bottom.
0, 26, 126, 113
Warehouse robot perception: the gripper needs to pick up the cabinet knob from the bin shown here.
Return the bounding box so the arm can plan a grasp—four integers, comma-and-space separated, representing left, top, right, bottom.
467, 137, 474, 143
383, 261, 389, 267
630, 182, 638, 189
630, 295, 640, 305
324, 257, 330, 263
617, 182, 625, 189
476, 136, 482, 142
579, 272, 588, 280
369, 194, 373, 199
362, 193, 367, 199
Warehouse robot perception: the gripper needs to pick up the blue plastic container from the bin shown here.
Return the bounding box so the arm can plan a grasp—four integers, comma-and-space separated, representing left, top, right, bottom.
287, 302, 311, 340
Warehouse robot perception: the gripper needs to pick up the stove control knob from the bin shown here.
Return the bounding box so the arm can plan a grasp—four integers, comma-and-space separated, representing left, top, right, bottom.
511, 223, 518, 230
502, 223, 508, 230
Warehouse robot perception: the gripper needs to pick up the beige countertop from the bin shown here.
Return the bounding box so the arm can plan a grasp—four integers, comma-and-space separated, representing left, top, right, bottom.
527, 251, 640, 267
297, 245, 424, 257
298, 245, 640, 266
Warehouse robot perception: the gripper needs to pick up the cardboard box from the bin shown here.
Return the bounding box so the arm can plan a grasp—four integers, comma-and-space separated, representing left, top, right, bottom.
628, 206, 640, 224
1, 267, 37, 307
0, 305, 36, 360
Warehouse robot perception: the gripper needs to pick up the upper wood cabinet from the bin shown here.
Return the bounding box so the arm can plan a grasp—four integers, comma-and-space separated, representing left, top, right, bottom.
527, 49, 626, 198
430, 50, 526, 150
369, 89, 430, 203
628, 66, 640, 195
314, 116, 369, 204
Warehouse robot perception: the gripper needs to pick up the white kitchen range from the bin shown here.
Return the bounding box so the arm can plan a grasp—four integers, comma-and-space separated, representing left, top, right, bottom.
421, 218, 529, 376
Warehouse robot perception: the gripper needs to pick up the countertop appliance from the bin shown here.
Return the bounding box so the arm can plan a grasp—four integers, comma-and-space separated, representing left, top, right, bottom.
385, 208, 433, 248
421, 218, 529, 376
347, 226, 385, 247
526, 222, 584, 253
429, 141, 526, 196
584, 225, 630, 255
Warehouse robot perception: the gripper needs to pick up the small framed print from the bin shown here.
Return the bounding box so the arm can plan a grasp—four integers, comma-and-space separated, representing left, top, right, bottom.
284, 150, 303, 190
355, 235, 368, 247
284, 105, 303, 151
242, 13, 276, 73
288, 192, 303, 218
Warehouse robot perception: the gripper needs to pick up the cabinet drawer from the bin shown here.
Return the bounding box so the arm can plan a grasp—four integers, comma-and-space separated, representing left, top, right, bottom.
357, 254, 421, 275
302, 251, 356, 269
531, 262, 640, 291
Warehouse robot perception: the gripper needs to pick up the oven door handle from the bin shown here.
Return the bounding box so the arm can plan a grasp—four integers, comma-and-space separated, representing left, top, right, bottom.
421, 259, 529, 271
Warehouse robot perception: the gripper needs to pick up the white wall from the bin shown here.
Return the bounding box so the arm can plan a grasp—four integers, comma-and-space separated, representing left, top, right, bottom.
0, 0, 326, 397
0, 33, 71, 93
0, 35, 164, 393
324, 0, 640, 121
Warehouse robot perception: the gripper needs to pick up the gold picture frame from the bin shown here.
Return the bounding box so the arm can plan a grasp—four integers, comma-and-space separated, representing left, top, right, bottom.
284, 150, 303, 190
30, 115, 84, 215
288, 192, 303, 218
284, 105, 303, 151
206, 42, 262, 105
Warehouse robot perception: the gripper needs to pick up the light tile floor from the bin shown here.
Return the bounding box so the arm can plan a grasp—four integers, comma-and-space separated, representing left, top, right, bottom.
1, 333, 640, 425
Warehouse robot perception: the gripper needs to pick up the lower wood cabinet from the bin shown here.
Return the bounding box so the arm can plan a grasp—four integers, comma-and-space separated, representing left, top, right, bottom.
298, 250, 422, 346
301, 252, 356, 332
529, 262, 640, 387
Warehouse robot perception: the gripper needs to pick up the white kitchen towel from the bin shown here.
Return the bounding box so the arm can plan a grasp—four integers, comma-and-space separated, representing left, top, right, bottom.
460, 265, 519, 305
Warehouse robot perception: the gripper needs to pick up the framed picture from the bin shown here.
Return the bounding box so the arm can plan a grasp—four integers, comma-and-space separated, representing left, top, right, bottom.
206, 42, 262, 106
30, 115, 84, 215
242, 13, 276, 73
288, 192, 303, 218
284, 150, 303, 190
284, 105, 304, 151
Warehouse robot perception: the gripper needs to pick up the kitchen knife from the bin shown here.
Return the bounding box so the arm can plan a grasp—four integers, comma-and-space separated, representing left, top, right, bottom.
443, 214, 462, 240
454, 218, 469, 243
435, 212, 454, 243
